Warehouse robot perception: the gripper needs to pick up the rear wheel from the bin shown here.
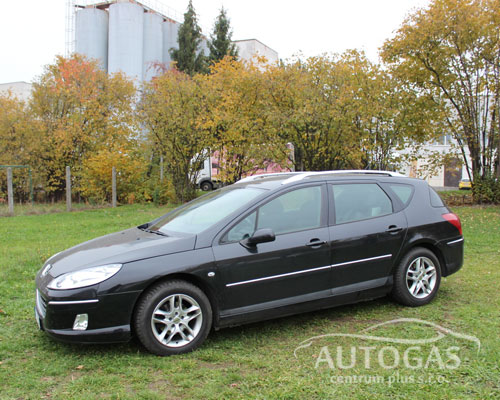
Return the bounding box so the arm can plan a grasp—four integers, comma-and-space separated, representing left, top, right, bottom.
392, 247, 441, 307
134, 280, 212, 356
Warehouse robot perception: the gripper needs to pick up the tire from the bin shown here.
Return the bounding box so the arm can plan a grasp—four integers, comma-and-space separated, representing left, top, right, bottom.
133, 280, 212, 356
200, 181, 213, 191
391, 247, 441, 307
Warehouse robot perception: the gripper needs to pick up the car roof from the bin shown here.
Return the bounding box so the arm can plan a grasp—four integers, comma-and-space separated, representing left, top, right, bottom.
234, 170, 417, 189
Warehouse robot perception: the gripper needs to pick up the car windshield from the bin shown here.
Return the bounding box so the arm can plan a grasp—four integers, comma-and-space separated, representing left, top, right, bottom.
149, 187, 266, 235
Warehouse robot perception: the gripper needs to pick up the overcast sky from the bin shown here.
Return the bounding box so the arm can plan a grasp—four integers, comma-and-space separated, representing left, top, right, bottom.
0, 0, 430, 84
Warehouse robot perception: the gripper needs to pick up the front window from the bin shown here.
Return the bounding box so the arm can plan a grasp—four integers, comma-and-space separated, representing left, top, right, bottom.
223, 185, 323, 242
150, 187, 265, 235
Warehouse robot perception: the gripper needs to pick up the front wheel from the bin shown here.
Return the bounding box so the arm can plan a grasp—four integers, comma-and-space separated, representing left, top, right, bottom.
133, 280, 212, 356
391, 247, 441, 307
200, 181, 213, 191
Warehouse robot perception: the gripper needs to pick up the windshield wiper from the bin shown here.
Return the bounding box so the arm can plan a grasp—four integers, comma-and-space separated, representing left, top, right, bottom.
138, 225, 169, 237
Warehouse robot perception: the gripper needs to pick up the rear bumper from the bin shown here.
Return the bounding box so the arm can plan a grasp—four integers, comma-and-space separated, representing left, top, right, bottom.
437, 236, 464, 276
35, 288, 141, 344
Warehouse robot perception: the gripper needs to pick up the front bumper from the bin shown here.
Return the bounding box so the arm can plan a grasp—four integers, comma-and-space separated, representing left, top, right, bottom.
35, 288, 141, 344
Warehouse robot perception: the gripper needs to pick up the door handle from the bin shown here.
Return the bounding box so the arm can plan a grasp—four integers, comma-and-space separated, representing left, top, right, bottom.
306, 239, 327, 247
386, 225, 403, 233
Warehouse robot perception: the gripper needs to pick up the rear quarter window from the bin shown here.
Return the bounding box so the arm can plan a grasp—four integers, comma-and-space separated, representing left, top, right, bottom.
429, 187, 445, 207
389, 184, 414, 206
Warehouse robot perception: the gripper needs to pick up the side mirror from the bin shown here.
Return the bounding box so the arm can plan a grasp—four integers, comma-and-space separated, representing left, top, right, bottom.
240, 228, 275, 249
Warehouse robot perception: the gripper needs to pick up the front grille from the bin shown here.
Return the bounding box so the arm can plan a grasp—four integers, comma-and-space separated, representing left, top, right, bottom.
36, 289, 47, 317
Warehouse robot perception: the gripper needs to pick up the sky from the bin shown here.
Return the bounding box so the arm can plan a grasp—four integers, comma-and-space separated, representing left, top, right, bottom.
0, 0, 431, 84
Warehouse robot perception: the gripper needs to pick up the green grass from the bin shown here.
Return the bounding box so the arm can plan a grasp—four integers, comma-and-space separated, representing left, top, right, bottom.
0, 205, 499, 399
0, 202, 112, 217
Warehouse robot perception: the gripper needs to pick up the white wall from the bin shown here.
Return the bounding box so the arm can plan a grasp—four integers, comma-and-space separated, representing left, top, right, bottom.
234, 39, 278, 65
0, 81, 32, 101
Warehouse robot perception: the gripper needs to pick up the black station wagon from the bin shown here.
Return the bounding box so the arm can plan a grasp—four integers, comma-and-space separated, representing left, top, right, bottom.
35, 170, 463, 356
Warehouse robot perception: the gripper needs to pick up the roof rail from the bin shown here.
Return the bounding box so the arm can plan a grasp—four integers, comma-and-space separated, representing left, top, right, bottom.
281, 170, 405, 185
236, 172, 300, 184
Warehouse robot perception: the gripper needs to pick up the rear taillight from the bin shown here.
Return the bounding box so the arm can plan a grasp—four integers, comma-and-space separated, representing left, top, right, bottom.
442, 213, 462, 235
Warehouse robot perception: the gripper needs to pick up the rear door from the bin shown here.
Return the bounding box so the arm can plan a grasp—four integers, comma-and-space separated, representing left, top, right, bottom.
328, 182, 407, 290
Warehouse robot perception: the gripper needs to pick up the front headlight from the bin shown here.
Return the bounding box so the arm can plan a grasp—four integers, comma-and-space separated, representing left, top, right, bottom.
47, 264, 122, 290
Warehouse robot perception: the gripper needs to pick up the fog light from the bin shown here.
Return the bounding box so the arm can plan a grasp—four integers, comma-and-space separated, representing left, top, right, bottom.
73, 313, 88, 331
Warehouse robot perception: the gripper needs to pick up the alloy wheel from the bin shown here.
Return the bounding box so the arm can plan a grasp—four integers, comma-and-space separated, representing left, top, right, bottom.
151, 294, 203, 348
406, 256, 437, 299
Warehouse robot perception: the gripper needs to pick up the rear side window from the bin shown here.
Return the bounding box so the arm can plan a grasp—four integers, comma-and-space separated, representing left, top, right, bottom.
389, 184, 414, 206
332, 183, 393, 224
429, 187, 445, 207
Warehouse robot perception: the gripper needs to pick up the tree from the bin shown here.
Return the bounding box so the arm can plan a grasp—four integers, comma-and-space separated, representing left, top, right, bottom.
0, 93, 38, 201
170, 0, 207, 76
208, 7, 238, 63
382, 0, 500, 184
140, 70, 212, 202
30, 54, 138, 201
0, 93, 33, 167
202, 57, 289, 183
265, 53, 368, 171
350, 58, 442, 171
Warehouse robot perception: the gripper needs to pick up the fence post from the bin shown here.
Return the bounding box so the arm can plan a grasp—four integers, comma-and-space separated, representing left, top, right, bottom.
7, 167, 14, 215
112, 166, 117, 208
66, 166, 71, 212
28, 167, 34, 206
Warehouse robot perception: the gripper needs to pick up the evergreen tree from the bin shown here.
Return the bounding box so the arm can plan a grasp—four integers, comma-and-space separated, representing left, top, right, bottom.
170, 0, 207, 75
208, 7, 238, 63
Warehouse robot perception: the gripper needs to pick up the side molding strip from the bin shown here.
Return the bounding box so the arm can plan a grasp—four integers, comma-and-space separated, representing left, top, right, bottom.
48, 299, 99, 305
331, 254, 392, 268
226, 265, 331, 287
446, 238, 464, 245
226, 254, 392, 287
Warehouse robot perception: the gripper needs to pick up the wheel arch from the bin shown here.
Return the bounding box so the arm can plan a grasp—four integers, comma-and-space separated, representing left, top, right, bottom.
394, 240, 446, 276
130, 272, 220, 335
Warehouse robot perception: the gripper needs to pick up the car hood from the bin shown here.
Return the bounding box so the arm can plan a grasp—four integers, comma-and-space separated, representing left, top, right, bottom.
45, 228, 196, 278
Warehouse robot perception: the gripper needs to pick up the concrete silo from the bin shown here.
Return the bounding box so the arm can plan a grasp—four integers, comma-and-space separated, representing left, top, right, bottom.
75, 8, 109, 71
108, 2, 144, 80
200, 37, 210, 57
142, 12, 163, 81
162, 19, 179, 69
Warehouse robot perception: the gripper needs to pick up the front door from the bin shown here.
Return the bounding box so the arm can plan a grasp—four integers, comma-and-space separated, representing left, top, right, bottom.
212, 184, 331, 313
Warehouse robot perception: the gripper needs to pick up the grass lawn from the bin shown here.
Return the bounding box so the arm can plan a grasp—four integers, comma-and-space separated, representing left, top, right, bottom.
0, 202, 110, 218
0, 205, 499, 399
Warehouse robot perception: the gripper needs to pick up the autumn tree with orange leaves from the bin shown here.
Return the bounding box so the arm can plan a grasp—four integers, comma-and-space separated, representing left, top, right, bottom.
29, 54, 141, 202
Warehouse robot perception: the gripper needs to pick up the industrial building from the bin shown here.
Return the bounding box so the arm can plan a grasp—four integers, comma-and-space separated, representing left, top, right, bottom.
70, 0, 278, 82
233, 39, 278, 65
0, 81, 32, 101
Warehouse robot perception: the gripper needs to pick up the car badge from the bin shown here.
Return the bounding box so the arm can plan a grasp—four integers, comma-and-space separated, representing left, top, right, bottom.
41, 264, 52, 277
